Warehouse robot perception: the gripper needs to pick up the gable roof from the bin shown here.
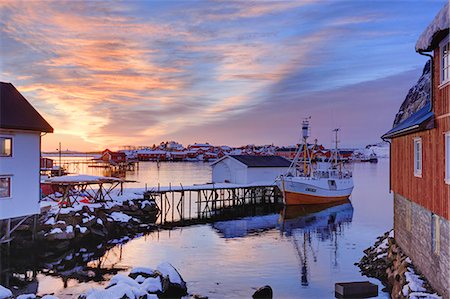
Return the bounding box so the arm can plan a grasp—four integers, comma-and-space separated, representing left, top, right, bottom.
416, 2, 449, 52
213, 155, 291, 168
382, 102, 434, 139
0, 82, 53, 133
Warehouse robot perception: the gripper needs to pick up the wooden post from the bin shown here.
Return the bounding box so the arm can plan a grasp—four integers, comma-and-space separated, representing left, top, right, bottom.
32, 214, 38, 241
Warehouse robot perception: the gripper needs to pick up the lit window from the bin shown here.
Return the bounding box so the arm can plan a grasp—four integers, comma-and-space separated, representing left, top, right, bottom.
441, 36, 450, 84
0, 137, 12, 157
414, 138, 422, 177
0, 177, 11, 198
431, 213, 440, 255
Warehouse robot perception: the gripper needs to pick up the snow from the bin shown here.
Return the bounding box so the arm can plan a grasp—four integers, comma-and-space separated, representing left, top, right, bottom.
0, 285, 12, 299
134, 275, 145, 283
388, 230, 394, 238
156, 262, 183, 285
76, 225, 88, 233
403, 267, 427, 295
416, 3, 449, 52
44, 217, 56, 225
48, 228, 63, 235
141, 277, 162, 293
84, 283, 144, 299
96, 218, 103, 225
108, 274, 140, 288
409, 292, 442, 299
109, 212, 132, 222
66, 225, 73, 233
41, 296, 60, 299
16, 295, 36, 299
45, 174, 122, 183
130, 267, 155, 275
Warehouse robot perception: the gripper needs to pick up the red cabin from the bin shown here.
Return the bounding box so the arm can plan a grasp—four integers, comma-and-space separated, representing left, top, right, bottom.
101, 149, 126, 164
382, 5, 449, 297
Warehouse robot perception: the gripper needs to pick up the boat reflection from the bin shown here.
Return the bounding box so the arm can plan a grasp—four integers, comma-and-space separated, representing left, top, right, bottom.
212, 200, 354, 289
280, 200, 354, 287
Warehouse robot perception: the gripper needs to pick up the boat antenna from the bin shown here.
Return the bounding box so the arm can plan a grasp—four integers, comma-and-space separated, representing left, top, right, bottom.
332, 128, 340, 166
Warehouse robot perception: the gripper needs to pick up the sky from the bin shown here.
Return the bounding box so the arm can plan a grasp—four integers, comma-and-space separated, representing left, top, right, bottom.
0, 0, 447, 151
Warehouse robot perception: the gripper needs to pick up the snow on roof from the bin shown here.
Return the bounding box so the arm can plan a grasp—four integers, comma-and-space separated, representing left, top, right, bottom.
222, 155, 291, 168
44, 174, 122, 183
415, 3, 449, 52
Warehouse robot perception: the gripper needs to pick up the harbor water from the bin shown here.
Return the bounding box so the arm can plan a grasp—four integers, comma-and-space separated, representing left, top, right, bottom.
20, 159, 392, 298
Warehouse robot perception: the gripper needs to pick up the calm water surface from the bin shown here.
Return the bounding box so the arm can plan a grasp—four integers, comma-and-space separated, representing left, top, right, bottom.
36, 158, 392, 298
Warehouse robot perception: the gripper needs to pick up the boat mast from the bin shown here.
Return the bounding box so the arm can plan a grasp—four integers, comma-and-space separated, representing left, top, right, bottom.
302, 118, 310, 175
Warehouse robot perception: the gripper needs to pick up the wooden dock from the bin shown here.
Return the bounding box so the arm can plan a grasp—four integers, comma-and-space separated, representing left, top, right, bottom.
143, 182, 283, 226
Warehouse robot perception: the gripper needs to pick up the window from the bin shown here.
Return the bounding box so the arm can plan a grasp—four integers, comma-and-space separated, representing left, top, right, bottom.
414, 138, 422, 177
446, 132, 450, 184
431, 213, 440, 255
0, 177, 11, 198
0, 137, 12, 157
441, 35, 450, 85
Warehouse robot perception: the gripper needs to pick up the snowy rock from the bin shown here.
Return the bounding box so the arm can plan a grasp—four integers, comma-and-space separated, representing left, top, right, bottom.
41, 296, 60, 299
130, 267, 156, 277
109, 212, 132, 223
393, 61, 431, 126
157, 262, 187, 297
0, 285, 12, 299
141, 277, 162, 293
108, 274, 140, 289
16, 295, 36, 299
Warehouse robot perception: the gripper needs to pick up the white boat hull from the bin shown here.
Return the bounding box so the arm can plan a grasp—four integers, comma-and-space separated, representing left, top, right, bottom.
276, 176, 354, 205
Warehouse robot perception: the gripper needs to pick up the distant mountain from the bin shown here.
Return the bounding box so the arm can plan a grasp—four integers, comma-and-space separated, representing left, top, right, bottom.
393, 61, 431, 126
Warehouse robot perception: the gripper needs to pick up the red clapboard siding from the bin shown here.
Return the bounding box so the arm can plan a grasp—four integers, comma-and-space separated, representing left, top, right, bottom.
391, 47, 450, 221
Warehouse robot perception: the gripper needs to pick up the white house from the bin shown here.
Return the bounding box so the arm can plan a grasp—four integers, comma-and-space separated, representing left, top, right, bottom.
0, 82, 53, 221
211, 155, 291, 184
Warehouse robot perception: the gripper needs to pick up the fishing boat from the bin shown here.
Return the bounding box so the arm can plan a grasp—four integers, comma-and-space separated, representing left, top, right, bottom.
276, 119, 354, 205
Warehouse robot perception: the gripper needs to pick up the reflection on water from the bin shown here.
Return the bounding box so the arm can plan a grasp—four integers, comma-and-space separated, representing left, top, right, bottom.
4, 160, 391, 298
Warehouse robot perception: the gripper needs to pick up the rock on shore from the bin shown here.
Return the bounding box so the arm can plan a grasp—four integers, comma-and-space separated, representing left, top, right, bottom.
356, 230, 442, 299
80, 262, 187, 299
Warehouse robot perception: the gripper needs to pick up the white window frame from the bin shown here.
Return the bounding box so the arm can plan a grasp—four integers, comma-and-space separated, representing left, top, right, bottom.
413, 137, 423, 178
440, 35, 450, 86
446, 132, 450, 185
0, 176, 12, 199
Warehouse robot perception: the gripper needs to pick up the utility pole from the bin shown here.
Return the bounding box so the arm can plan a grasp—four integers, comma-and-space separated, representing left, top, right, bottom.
58, 142, 62, 176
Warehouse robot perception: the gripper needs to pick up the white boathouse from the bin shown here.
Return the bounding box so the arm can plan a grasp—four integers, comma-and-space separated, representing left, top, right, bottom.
211, 155, 291, 184
0, 82, 53, 227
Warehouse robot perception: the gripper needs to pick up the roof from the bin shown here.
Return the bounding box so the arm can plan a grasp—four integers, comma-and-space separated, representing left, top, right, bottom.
382, 102, 435, 139
212, 155, 291, 168
0, 82, 53, 133
416, 3, 449, 52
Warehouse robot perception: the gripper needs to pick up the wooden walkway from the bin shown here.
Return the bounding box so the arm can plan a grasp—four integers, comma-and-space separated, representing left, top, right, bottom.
143, 182, 283, 225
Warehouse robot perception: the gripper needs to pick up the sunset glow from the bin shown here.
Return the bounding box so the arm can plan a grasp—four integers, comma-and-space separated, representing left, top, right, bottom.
0, 0, 446, 150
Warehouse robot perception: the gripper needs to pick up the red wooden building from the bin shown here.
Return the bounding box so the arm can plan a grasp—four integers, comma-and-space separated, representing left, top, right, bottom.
382, 4, 449, 297
100, 149, 126, 164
